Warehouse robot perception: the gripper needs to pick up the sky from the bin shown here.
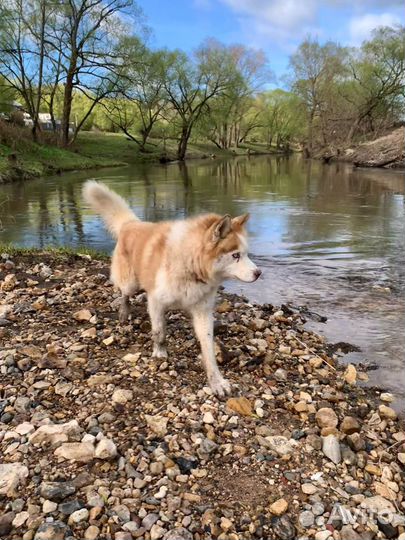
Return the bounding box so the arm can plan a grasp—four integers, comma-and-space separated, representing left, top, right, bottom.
136, 0, 404, 83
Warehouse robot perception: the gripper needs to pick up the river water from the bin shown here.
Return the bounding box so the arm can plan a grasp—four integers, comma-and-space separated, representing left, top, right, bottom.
1, 155, 404, 400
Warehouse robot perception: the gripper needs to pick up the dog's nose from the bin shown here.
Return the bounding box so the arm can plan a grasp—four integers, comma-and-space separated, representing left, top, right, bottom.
254, 269, 262, 280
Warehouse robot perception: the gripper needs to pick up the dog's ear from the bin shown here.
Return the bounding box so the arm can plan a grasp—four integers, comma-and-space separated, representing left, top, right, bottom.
232, 213, 250, 227
213, 214, 232, 240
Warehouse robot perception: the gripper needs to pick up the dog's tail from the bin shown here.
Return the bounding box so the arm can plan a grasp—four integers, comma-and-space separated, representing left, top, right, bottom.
82, 180, 138, 238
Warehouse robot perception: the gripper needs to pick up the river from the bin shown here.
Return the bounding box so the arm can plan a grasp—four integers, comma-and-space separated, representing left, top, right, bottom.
1, 155, 404, 401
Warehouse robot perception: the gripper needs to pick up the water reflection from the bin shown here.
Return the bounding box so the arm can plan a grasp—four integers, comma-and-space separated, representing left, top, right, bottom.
0, 155, 404, 398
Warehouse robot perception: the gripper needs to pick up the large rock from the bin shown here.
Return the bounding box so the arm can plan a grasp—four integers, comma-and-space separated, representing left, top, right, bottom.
34, 521, 69, 540
340, 416, 361, 434
95, 438, 117, 460
322, 435, 341, 464
29, 420, 81, 446
361, 495, 396, 517
163, 528, 193, 540
40, 481, 76, 501
145, 414, 168, 437
112, 388, 133, 404
264, 436, 294, 456
316, 408, 338, 429
54, 442, 95, 463
0, 462, 29, 497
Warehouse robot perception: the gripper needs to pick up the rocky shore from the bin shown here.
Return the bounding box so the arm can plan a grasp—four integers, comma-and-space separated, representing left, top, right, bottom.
1, 251, 404, 540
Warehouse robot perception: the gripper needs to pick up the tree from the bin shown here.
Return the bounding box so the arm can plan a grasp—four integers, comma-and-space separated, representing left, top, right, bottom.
53, 0, 142, 145
199, 44, 270, 149
164, 40, 239, 160
288, 38, 346, 155
105, 42, 170, 150
343, 26, 405, 143
0, 0, 55, 140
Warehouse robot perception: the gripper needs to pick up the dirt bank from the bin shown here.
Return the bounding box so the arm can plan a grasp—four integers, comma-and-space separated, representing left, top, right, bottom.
1, 251, 404, 540
318, 127, 405, 169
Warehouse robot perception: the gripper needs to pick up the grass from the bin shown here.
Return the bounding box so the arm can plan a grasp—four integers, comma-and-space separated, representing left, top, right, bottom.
0, 243, 110, 260
0, 129, 277, 184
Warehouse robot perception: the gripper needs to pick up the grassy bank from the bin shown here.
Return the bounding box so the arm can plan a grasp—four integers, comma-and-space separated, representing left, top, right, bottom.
0, 130, 278, 184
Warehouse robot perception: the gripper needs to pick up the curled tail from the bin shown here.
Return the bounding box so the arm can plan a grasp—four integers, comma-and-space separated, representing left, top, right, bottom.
82, 180, 138, 238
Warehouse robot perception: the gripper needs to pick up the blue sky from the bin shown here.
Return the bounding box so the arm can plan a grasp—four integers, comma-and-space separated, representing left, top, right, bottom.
137, 0, 404, 83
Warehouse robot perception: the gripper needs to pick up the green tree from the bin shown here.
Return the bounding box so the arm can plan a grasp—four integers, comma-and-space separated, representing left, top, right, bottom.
288, 38, 346, 155
164, 40, 239, 160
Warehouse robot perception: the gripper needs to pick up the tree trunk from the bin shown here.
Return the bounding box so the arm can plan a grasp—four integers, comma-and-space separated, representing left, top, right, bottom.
307, 109, 315, 157
61, 55, 77, 146
32, 0, 46, 142
177, 125, 190, 161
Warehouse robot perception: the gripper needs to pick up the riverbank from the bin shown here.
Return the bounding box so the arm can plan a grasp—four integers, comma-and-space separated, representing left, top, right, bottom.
1, 250, 404, 540
317, 127, 405, 169
0, 130, 278, 184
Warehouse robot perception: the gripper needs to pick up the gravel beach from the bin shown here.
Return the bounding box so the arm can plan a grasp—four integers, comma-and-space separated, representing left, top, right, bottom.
1, 252, 404, 540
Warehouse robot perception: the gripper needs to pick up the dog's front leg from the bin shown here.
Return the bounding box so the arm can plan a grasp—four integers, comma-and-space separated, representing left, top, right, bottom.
148, 296, 167, 358
192, 309, 231, 397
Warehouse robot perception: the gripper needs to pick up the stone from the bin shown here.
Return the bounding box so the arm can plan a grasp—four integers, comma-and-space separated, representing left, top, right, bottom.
68, 508, 89, 524
85, 526, 100, 540
15, 422, 35, 436
380, 392, 394, 402
54, 442, 95, 462
112, 504, 130, 523
264, 435, 293, 456
347, 432, 365, 452
299, 510, 315, 528
365, 463, 381, 476
12, 511, 29, 528
340, 416, 361, 434
142, 513, 159, 530
377, 519, 398, 539
58, 499, 83, 515
322, 434, 341, 464
340, 525, 362, 540
315, 532, 331, 540
43, 500, 58, 513
0, 462, 29, 496
95, 438, 117, 459
301, 483, 318, 495
220, 517, 233, 531
226, 396, 253, 416
162, 528, 193, 540
271, 515, 296, 540
103, 336, 114, 346
198, 437, 218, 458
40, 481, 76, 501
344, 364, 357, 385
73, 309, 92, 321
150, 523, 165, 540
29, 420, 81, 446
145, 414, 168, 437
270, 498, 288, 515
0, 512, 15, 537
112, 388, 133, 404
360, 495, 395, 516
316, 407, 338, 429
33, 522, 68, 540
378, 405, 397, 420
274, 368, 288, 381
202, 411, 215, 424
312, 502, 325, 516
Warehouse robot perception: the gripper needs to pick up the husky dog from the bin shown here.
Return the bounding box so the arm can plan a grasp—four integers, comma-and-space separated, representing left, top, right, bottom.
83, 181, 261, 396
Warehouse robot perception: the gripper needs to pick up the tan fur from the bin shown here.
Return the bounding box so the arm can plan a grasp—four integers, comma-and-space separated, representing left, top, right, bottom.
83, 182, 260, 396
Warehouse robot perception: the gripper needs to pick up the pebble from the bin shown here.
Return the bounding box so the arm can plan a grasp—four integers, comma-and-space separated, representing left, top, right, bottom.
94, 438, 117, 459
270, 498, 288, 515
68, 508, 89, 524
54, 441, 95, 462
299, 510, 315, 528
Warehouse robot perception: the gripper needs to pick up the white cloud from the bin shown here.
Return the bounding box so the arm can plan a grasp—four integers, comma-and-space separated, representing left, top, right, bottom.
219, 0, 403, 48
349, 12, 402, 44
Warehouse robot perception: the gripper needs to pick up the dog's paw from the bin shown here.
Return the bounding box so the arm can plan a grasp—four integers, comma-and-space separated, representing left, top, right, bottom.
152, 345, 168, 359
209, 376, 232, 398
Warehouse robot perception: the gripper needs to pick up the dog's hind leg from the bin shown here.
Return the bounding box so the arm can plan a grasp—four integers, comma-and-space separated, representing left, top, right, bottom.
111, 248, 138, 323
191, 308, 231, 397
148, 296, 167, 358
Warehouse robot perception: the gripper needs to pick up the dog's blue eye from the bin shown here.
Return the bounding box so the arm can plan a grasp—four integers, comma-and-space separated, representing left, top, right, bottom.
232, 252, 240, 260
